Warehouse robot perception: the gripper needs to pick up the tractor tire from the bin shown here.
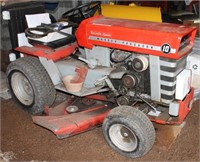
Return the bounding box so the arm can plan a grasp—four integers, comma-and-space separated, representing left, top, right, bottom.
7, 56, 56, 115
102, 105, 155, 158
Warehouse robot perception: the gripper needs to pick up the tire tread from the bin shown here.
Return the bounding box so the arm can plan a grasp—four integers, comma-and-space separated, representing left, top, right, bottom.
103, 106, 155, 158
7, 57, 56, 114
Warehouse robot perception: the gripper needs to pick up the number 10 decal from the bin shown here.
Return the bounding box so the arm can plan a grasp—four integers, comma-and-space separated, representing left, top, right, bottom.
161, 44, 171, 54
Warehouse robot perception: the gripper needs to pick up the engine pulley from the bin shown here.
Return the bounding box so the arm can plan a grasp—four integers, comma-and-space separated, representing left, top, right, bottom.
132, 55, 149, 72
118, 85, 128, 95
117, 96, 130, 105
122, 74, 137, 88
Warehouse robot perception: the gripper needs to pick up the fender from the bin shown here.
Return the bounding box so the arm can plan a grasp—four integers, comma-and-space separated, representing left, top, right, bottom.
15, 42, 78, 61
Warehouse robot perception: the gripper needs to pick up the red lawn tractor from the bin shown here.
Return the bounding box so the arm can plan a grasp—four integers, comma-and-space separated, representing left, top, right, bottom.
6, 1, 197, 158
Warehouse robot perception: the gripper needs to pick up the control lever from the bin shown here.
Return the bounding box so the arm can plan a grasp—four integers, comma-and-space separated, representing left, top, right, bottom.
136, 94, 157, 112
71, 54, 97, 69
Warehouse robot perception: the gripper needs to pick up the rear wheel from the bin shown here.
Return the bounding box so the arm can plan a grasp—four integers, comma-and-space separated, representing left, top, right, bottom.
102, 106, 155, 158
7, 56, 56, 114
11, 71, 34, 106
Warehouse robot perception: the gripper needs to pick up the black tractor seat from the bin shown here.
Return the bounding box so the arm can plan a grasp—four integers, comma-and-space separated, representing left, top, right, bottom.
28, 35, 76, 49
25, 22, 76, 49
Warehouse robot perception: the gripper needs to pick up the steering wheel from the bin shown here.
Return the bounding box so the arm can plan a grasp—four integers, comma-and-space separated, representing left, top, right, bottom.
62, 1, 101, 24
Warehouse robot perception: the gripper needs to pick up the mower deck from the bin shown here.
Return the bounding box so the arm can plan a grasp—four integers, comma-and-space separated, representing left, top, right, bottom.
32, 97, 113, 139
32, 88, 193, 140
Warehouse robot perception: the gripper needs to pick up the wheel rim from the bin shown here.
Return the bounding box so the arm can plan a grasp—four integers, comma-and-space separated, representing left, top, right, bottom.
11, 72, 34, 106
109, 123, 138, 152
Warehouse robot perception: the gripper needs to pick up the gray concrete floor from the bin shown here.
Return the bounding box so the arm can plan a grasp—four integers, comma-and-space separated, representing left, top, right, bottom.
0, 71, 11, 100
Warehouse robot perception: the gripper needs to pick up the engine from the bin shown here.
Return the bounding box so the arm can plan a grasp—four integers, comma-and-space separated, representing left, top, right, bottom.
82, 45, 151, 105
109, 50, 151, 105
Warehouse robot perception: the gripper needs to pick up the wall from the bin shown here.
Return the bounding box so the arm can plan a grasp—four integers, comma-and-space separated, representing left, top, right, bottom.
44, 1, 78, 20
0, 0, 76, 51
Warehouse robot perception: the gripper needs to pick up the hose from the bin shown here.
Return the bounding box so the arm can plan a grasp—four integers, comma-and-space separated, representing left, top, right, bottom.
25, 26, 49, 38
110, 49, 132, 63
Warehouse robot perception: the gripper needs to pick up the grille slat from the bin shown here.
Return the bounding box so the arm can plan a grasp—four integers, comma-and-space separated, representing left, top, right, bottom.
159, 56, 187, 104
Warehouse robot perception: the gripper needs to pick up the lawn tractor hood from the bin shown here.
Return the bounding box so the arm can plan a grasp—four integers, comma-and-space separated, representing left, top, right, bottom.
76, 16, 197, 60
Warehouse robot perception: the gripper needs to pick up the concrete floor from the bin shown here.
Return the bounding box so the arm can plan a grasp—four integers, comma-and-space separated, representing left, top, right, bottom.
0, 71, 11, 100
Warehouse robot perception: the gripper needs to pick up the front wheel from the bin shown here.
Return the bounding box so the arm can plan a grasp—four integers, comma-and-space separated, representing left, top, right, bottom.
102, 106, 155, 158
7, 56, 56, 114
